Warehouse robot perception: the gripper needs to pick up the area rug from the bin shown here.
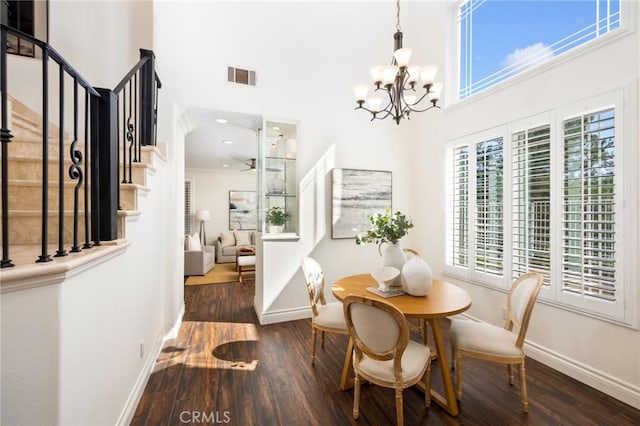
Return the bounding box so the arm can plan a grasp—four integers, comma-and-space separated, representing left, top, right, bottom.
185, 262, 254, 286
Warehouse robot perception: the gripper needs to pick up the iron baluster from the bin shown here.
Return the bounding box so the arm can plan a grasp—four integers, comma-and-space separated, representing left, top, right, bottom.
55, 63, 67, 257
82, 90, 93, 249
69, 78, 82, 253
127, 80, 134, 183
0, 28, 14, 268
37, 49, 52, 263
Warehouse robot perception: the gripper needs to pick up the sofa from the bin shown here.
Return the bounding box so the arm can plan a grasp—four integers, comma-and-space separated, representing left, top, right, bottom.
215, 230, 257, 263
184, 232, 215, 276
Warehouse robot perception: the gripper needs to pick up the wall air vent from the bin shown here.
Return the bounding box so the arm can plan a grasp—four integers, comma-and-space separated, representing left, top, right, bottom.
227, 66, 256, 86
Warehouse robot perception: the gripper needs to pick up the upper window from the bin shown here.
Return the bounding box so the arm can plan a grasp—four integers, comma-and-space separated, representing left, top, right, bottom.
459, 0, 621, 99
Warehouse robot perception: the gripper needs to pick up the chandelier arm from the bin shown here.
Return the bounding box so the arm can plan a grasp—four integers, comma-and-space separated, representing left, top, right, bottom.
400, 91, 429, 110
404, 102, 441, 113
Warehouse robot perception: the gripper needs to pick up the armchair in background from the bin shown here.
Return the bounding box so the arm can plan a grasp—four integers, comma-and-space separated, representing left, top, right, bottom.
184, 232, 215, 276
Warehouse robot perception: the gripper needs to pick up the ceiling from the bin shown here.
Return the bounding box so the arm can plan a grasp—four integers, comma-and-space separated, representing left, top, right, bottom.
184, 107, 298, 172
184, 107, 263, 172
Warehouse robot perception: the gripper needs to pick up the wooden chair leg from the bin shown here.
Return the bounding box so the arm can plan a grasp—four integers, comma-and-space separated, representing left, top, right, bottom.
425, 362, 432, 408
507, 364, 514, 385
519, 362, 529, 413
421, 319, 428, 345
321, 330, 325, 348
455, 351, 463, 401
395, 388, 404, 426
353, 375, 361, 419
311, 327, 317, 365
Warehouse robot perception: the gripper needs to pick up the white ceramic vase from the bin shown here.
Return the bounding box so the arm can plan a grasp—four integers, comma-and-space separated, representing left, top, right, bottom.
268, 225, 284, 233
378, 242, 406, 286
401, 256, 433, 296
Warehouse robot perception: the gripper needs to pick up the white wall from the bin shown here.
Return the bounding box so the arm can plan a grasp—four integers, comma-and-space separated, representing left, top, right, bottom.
410, 1, 640, 409
154, 0, 426, 323
186, 169, 257, 243
2, 2, 185, 424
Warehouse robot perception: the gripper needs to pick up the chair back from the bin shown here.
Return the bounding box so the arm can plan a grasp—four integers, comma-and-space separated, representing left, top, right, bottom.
402, 248, 421, 259
301, 257, 326, 316
343, 295, 409, 381
506, 272, 544, 348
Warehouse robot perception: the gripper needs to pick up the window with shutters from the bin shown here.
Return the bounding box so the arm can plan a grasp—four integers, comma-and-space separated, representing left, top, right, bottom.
445, 146, 469, 269
445, 129, 506, 285
184, 179, 192, 235
562, 108, 616, 301
512, 125, 551, 287
445, 91, 634, 324
475, 137, 504, 276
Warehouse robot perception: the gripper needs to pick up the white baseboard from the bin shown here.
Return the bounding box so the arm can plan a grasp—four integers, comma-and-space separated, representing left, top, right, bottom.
256, 305, 311, 325
116, 303, 186, 425
457, 312, 640, 410
524, 341, 640, 410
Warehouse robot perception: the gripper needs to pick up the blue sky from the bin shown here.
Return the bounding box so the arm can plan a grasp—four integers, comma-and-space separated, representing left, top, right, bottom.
462, 0, 620, 92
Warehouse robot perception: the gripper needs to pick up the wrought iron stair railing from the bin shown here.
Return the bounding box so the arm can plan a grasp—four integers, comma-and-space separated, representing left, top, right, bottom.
1, 24, 161, 268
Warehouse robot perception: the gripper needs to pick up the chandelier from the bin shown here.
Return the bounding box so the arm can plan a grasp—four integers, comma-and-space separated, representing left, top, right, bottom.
353, 0, 443, 125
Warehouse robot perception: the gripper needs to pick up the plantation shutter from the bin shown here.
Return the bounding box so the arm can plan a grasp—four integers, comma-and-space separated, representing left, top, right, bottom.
475, 137, 503, 276
184, 180, 192, 235
562, 108, 616, 300
446, 146, 470, 268
512, 125, 551, 285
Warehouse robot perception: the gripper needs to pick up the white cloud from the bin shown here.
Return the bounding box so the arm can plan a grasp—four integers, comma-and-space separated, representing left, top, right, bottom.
501, 42, 554, 73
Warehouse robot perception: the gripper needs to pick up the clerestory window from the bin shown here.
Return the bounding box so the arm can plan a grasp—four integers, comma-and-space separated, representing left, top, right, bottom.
458, 0, 621, 99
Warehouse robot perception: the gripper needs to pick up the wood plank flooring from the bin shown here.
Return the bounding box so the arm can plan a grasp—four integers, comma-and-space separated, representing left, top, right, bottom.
131, 280, 639, 425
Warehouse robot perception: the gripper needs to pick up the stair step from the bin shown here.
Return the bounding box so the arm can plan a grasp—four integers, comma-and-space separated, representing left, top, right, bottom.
1, 210, 89, 246
6, 154, 155, 185
1, 209, 139, 247
3, 179, 143, 211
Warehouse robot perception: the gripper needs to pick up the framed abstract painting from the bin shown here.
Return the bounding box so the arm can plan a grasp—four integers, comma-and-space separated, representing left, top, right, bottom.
331, 168, 392, 239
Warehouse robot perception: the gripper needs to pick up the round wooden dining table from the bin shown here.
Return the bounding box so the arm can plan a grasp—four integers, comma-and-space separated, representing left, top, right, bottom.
332, 273, 472, 417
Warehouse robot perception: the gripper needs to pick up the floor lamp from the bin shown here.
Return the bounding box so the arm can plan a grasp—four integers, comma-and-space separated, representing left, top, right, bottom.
196, 210, 210, 246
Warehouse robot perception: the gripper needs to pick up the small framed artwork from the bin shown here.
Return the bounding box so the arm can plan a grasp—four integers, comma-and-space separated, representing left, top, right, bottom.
229, 190, 257, 230
331, 168, 392, 239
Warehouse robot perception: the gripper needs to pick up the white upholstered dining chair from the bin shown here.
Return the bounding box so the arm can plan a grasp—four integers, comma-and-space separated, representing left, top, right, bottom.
448, 272, 543, 413
300, 257, 349, 365
343, 295, 432, 426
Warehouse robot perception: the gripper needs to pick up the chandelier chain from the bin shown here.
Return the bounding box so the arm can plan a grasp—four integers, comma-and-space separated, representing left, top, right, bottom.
396, 0, 401, 31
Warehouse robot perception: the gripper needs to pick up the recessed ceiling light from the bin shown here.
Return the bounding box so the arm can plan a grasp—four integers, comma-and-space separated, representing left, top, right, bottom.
272, 126, 280, 131
222, 140, 233, 144
216, 118, 228, 124
222, 164, 229, 167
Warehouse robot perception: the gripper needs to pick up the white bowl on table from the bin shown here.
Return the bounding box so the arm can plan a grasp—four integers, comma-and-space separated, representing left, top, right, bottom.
371, 266, 400, 292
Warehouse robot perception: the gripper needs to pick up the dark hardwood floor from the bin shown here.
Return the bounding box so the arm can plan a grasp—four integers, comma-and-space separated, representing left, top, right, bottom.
132, 280, 639, 425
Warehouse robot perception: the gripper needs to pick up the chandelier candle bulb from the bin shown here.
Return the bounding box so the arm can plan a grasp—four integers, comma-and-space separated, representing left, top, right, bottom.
368, 97, 383, 112
420, 65, 438, 87
429, 82, 444, 102
393, 47, 413, 68
382, 65, 399, 87
354, 85, 369, 102
370, 66, 384, 85
407, 65, 421, 84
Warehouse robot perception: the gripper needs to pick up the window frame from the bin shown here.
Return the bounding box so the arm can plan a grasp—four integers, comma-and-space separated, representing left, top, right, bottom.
443, 88, 638, 327
444, 125, 509, 290
447, 0, 637, 108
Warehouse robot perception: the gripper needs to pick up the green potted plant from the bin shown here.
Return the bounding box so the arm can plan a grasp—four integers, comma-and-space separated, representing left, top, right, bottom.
265, 206, 290, 233
355, 209, 414, 247
355, 209, 414, 282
